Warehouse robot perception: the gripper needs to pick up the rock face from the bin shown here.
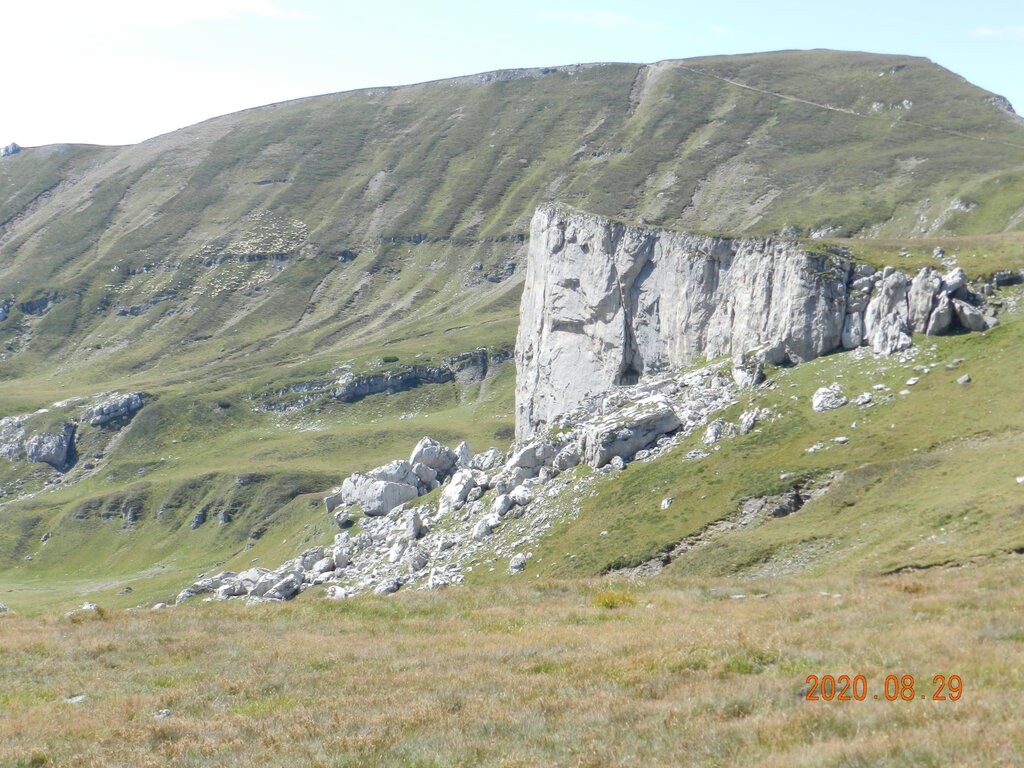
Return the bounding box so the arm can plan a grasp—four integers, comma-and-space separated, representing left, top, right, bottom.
581, 395, 682, 468
25, 424, 76, 470
516, 206, 850, 439
515, 206, 997, 439
81, 392, 146, 427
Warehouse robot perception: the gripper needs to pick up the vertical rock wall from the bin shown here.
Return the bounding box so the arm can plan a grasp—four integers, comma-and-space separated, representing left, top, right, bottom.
515, 206, 996, 440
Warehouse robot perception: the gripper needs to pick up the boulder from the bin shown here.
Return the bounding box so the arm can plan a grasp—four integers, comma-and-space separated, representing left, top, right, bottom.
812, 384, 847, 412
952, 299, 989, 332
406, 548, 429, 572
300, 546, 324, 570
926, 292, 954, 335
581, 395, 681, 468
340, 472, 418, 516
907, 268, 942, 333
491, 494, 515, 517
405, 509, 425, 540
942, 267, 967, 295
374, 578, 401, 595
368, 459, 419, 487
731, 354, 765, 388
264, 571, 303, 601
552, 444, 581, 471
409, 437, 456, 475
441, 469, 476, 508
863, 271, 912, 354
471, 447, 505, 471
332, 547, 351, 570
869, 310, 912, 355
508, 442, 558, 470
509, 553, 527, 574
323, 491, 345, 514
311, 556, 335, 575
738, 409, 758, 435
472, 518, 493, 541
24, 424, 76, 470
841, 311, 863, 349
509, 485, 533, 506
411, 462, 437, 485
454, 441, 472, 468
702, 420, 724, 446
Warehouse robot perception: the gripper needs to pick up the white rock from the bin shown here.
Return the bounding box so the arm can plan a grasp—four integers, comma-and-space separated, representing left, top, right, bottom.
311, 556, 335, 575
368, 459, 419, 487
374, 578, 401, 595
472, 519, 493, 541
509, 553, 527, 573
582, 395, 681, 467
812, 384, 847, 412
703, 420, 724, 445
515, 206, 851, 439
407, 548, 429, 572
509, 485, 533, 506
952, 299, 989, 332
409, 437, 456, 474
491, 494, 515, 517
405, 509, 425, 540
660, 497, 674, 510
442, 469, 476, 508
340, 473, 418, 516
471, 447, 505, 471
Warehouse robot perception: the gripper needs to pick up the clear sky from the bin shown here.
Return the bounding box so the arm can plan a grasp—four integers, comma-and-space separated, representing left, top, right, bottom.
3, 0, 1022, 147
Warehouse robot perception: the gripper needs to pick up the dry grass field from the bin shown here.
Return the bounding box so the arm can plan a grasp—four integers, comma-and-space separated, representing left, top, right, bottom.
3, 561, 1023, 767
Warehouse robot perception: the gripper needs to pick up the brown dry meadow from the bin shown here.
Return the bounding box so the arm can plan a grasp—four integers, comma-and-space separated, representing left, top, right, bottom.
2, 561, 1024, 767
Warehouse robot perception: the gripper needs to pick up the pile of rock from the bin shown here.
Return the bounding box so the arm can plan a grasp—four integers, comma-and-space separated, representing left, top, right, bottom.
81, 392, 147, 427
176, 361, 743, 604
322, 436, 505, 519
844, 265, 998, 356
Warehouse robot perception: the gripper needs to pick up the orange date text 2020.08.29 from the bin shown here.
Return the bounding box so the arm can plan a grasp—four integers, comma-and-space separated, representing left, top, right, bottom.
804, 674, 963, 701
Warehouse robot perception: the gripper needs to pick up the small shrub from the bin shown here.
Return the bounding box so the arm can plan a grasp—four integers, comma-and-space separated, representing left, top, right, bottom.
493, 424, 515, 441
592, 590, 637, 609
380, 355, 399, 363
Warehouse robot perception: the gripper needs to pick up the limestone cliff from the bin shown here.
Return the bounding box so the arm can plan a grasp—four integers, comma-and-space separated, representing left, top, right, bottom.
515, 206, 997, 439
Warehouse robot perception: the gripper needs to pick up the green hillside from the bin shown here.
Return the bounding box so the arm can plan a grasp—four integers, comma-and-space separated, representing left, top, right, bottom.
1, 50, 1024, 606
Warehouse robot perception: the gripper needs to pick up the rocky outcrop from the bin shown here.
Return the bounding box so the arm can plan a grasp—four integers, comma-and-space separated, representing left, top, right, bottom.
323, 438, 506, 520
25, 424, 76, 470
581, 395, 681, 468
255, 349, 511, 412
179, 359, 742, 605
81, 392, 146, 427
515, 206, 998, 439
0, 143, 19, 158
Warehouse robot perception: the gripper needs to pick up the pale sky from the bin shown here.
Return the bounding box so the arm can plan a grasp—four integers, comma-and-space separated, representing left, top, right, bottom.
2, 0, 1022, 147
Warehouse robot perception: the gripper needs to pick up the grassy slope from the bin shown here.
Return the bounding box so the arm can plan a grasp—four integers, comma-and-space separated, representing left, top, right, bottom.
525, 285, 1024, 581
1, 50, 1024, 603
2, 565, 1023, 766
2, 52, 1023, 389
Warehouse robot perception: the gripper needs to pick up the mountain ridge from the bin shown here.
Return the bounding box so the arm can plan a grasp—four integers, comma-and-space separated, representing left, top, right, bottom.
1, 49, 1024, 608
